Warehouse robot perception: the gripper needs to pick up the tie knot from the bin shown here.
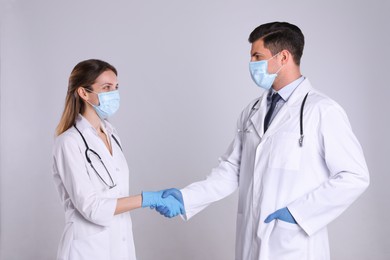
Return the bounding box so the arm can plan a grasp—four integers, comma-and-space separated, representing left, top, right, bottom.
271, 93, 281, 104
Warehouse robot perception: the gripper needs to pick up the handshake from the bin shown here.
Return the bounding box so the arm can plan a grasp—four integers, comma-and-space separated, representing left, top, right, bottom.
141, 188, 185, 218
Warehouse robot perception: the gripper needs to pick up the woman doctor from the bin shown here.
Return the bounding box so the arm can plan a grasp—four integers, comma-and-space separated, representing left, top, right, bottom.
52, 59, 183, 260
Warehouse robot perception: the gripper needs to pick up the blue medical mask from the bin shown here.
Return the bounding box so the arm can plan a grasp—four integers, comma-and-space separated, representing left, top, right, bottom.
249, 53, 283, 90
86, 89, 120, 119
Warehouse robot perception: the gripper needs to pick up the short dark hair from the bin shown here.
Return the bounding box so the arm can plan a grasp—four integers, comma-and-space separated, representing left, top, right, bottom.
248, 22, 304, 65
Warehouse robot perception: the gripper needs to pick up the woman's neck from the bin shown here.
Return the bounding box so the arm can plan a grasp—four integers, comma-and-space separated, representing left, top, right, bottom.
82, 108, 102, 132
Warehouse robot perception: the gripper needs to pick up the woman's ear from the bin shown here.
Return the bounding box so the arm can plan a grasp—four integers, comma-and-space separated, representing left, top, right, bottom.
77, 87, 88, 102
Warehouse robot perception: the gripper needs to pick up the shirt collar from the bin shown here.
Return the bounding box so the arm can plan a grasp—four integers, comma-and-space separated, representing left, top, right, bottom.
270, 76, 305, 101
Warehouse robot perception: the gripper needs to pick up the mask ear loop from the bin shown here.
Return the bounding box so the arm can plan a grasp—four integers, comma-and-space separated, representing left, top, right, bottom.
268, 52, 284, 75
86, 99, 99, 108
83, 87, 101, 107
275, 64, 284, 74
84, 87, 99, 95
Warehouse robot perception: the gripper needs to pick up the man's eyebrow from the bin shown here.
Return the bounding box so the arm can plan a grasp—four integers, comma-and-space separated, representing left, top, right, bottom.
251, 52, 264, 57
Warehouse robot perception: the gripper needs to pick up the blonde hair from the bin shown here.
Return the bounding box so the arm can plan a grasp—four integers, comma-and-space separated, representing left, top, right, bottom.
55, 59, 117, 136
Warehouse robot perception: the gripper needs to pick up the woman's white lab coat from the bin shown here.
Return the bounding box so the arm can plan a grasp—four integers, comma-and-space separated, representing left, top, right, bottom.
52, 115, 137, 260
181, 78, 369, 260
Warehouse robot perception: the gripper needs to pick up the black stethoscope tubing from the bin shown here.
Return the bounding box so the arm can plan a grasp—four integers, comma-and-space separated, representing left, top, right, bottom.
299, 92, 309, 147
74, 124, 122, 189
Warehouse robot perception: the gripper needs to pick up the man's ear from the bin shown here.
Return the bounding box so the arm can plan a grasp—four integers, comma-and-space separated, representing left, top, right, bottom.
280, 50, 290, 65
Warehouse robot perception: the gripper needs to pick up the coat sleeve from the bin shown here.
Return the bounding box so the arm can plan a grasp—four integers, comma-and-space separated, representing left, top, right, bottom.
52, 133, 117, 226
180, 104, 254, 220
287, 103, 370, 236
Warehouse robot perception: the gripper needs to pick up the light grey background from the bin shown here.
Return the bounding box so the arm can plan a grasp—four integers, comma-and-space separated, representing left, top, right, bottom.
0, 0, 389, 259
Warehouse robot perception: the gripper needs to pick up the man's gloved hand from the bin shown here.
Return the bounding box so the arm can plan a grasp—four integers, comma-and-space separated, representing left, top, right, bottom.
141, 190, 184, 218
264, 207, 297, 224
155, 188, 186, 217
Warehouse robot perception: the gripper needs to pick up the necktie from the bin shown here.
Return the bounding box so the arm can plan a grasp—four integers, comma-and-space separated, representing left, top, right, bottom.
264, 93, 282, 132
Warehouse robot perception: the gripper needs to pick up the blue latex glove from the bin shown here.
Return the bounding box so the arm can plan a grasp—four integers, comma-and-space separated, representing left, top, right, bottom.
155, 188, 186, 216
264, 207, 297, 224
141, 191, 162, 208
141, 191, 184, 218
162, 188, 184, 205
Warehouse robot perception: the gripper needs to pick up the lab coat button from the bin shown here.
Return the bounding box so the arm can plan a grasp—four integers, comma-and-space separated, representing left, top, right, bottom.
122, 237, 126, 242
116, 168, 120, 171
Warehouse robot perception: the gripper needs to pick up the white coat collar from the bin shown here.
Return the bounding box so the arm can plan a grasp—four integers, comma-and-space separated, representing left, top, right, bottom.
249, 78, 313, 138
75, 114, 114, 136
285, 78, 312, 106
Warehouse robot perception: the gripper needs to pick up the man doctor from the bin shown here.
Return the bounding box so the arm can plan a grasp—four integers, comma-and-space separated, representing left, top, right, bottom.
156, 21, 369, 260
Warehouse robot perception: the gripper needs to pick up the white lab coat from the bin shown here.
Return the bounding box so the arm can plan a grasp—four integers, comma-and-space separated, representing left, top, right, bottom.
181, 78, 369, 260
52, 115, 137, 260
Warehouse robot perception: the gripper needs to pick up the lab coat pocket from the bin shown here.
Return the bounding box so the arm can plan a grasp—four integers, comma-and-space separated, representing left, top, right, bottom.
269, 132, 302, 171
69, 229, 110, 260
268, 220, 308, 260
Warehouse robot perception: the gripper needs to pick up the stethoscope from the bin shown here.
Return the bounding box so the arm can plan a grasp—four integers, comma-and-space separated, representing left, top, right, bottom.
245, 92, 309, 147
74, 125, 122, 189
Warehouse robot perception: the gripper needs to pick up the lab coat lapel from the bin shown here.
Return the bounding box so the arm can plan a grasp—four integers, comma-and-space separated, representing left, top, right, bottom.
261, 78, 313, 140
249, 91, 270, 138
262, 103, 292, 139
